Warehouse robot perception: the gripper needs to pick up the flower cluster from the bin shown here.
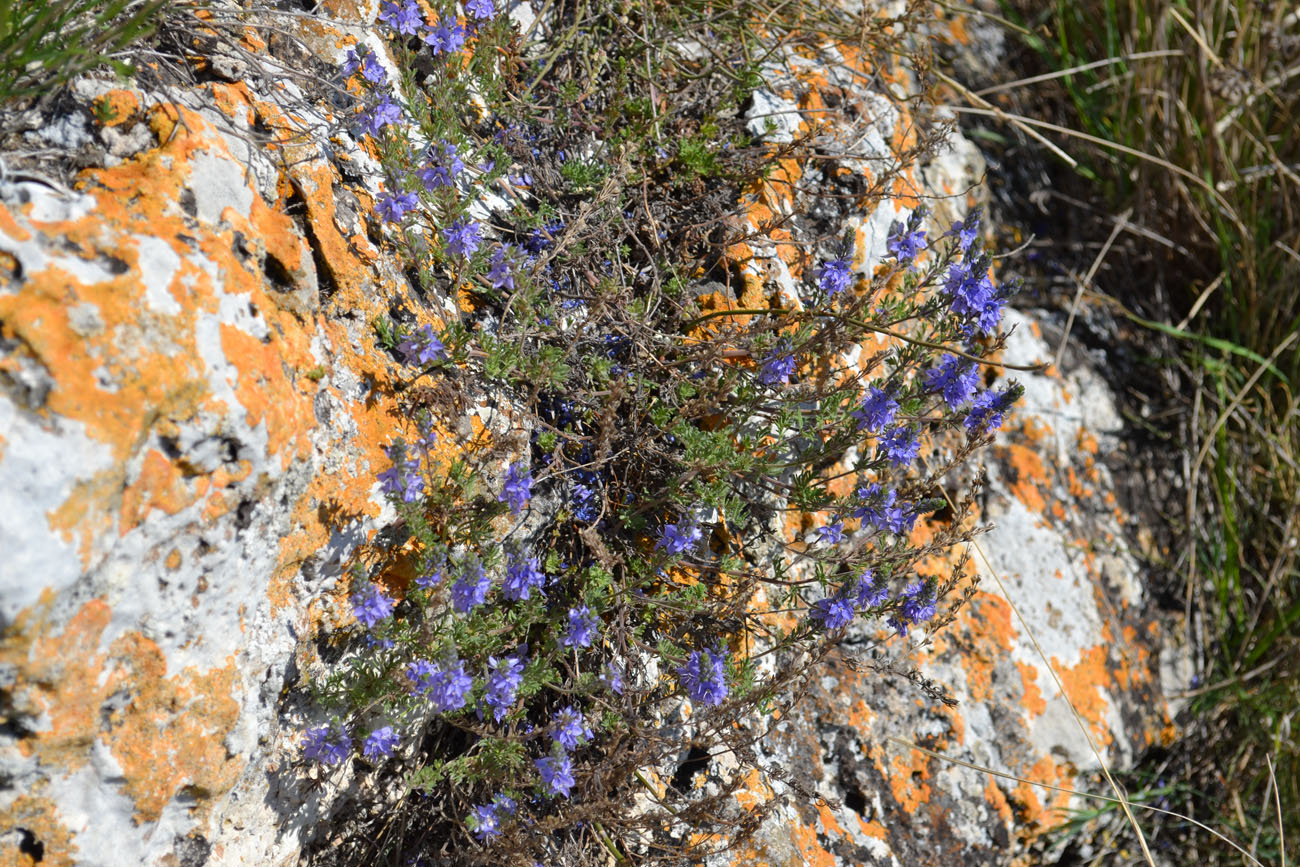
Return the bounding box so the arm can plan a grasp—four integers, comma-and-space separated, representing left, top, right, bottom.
677, 649, 729, 706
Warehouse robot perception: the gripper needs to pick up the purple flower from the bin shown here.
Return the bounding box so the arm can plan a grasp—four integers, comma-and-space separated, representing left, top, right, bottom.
878, 424, 919, 467
465, 0, 495, 19
342, 46, 386, 85
944, 207, 981, 253
484, 654, 525, 721
657, 518, 702, 556
417, 142, 464, 190
854, 570, 889, 608
363, 726, 399, 760
944, 257, 1002, 334
423, 20, 466, 54
302, 723, 350, 765
890, 580, 936, 635
451, 559, 491, 613
965, 384, 1019, 435
601, 662, 624, 695
378, 0, 422, 35
499, 461, 532, 515
818, 257, 853, 297
398, 323, 446, 367
350, 583, 395, 628
817, 518, 844, 545
562, 606, 598, 648
416, 560, 444, 589
360, 96, 403, 136
551, 706, 593, 750
535, 754, 575, 798
852, 386, 899, 434
758, 344, 797, 385
887, 208, 928, 266
378, 443, 423, 503
677, 649, 728, 706
408, 658, 473, 711
486, 245, 515, 290
469, 803, 502, 841
924, 354, 979, 409
853, 484, 915, 534
443, 218, 482, 257
811, 593, 855, 630
376, 190, 419, 223
502, 552, 546, 601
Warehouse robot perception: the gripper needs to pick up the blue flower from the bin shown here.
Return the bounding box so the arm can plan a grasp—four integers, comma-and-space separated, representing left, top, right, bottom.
451, 558, 491, 613
853, 484, 915, 534
443, 219, 482, 257
944, 257, 1004, 333
408, 658, 473, 711
677, 649, 728, 706
657, 517, 702, 556
535, 754, 576, 798
551, 706, 593, 750
350, 583, 395, 628
465, 0, 495, 19
423, 20, 466, 54
377, 443, 423, 503
600, 662, 624, 695
887, 208, 928, 266
854, 570, 889, 608
398, 324, 446, 366
359, 96, 403, 136
758, 344, 796, 385
924, 354, 979, 409
486, 245, 515, 290
302, 723, 350, 765
417, 142, 464, 190
469, 803, 502, 841
376, 190, 418, 223
363, 726, 399, 760
502, 552, 546, 601
811, 593, 855, 630
818, 257, 853, 297
483, 653, 525, 721
944, 206, 981, 253
965, 384, 1019, 434
852, 386, 899, 433
817, 517, 844, 545
341, 46, 384, 86
378, 0, 423, 35
562, 606, 598, 648
878, 424, 919, 467
499, 461, 532, 515
889, 580, 936, 635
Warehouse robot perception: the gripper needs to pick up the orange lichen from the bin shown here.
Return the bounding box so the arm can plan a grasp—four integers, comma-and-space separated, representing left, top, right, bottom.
0, 793, 77, 867
1051, 645, 1114, 745
0, 598, 243, 824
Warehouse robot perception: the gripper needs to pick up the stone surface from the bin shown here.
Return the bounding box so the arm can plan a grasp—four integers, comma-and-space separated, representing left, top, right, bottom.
0, 3, 1183, 865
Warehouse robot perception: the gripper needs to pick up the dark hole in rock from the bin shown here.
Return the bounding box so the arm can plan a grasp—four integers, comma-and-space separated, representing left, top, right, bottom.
17, 828, 43, 861
235, 498, 256, 531
670, 744, 711, 794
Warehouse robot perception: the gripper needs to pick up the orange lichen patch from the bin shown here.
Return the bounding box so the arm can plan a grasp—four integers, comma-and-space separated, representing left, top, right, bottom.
218, 324, 315, 470
1051, 645, 1113, 745
948, 590, 1017, 700
0, 598, 243, 824
1017, 661, 1046, 718
984, 779, 1014, 826
1010, 756, 1073, 830
120, 449, 199, 532
887, 748, 931, 812
733, 768, 772, 812
94, 89, 141, 127
165, 548, 183, 570
0, 793, 76, 867
789, 817, 838, 867
1002, 443, 1048, 514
